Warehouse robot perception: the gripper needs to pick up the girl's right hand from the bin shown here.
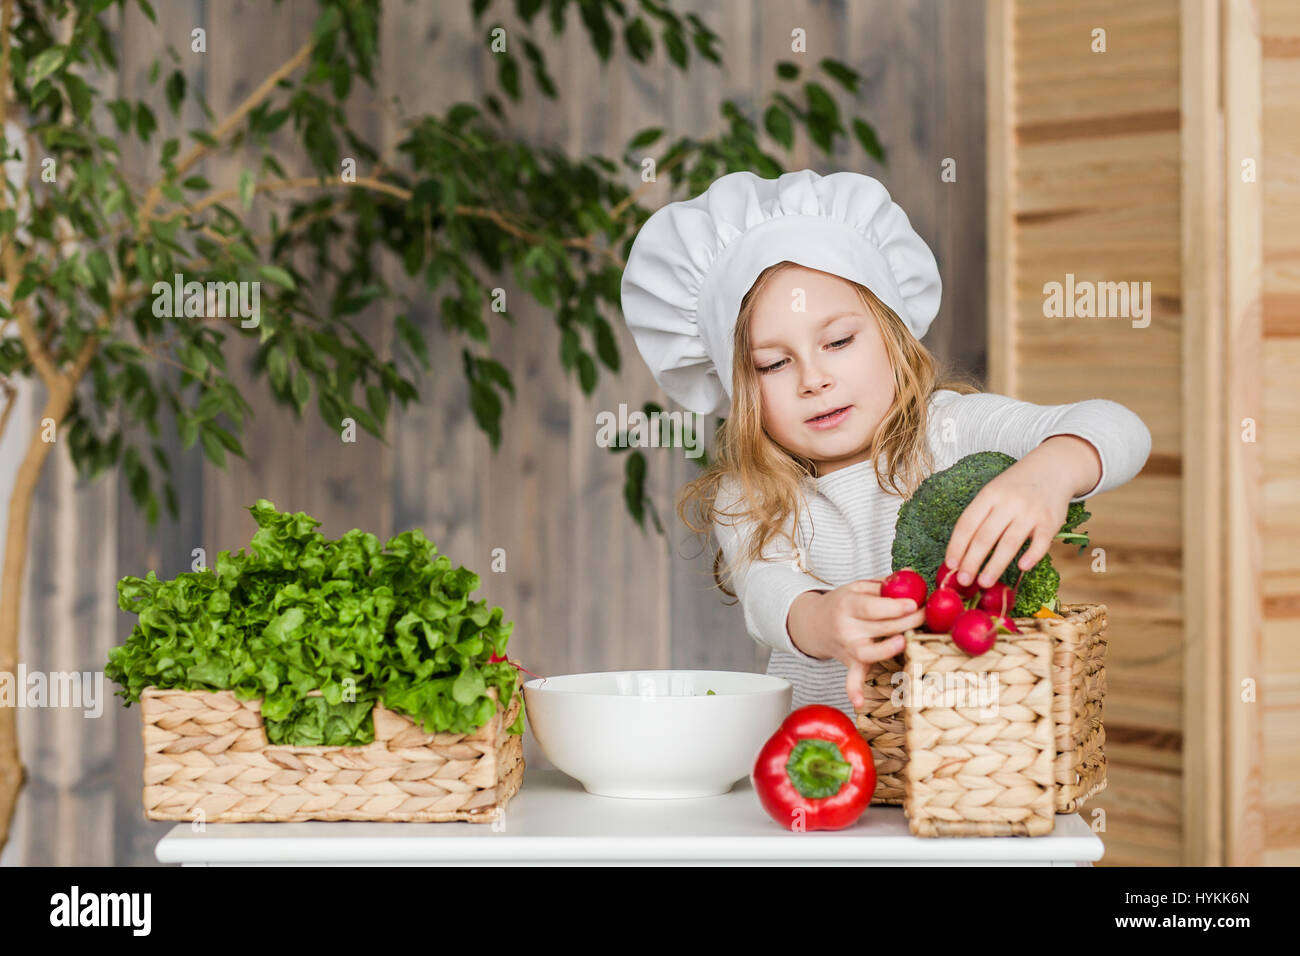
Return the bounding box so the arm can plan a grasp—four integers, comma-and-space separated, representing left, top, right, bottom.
789, 578, 926, 712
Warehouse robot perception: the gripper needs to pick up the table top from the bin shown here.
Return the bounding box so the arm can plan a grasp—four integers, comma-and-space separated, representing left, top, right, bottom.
156, 769, 1105, 864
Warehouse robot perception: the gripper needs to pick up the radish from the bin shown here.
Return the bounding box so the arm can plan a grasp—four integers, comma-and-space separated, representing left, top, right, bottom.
995, 615, 1020, 634
936, 561, 980, 599
882, 568, 928, 607
977, 582, 1017, 618
925, 588, 964, 634
951, 608, 999, 656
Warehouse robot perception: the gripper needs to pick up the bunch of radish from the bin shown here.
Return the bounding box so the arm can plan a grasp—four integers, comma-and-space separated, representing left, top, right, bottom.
880, 563, 1020, 657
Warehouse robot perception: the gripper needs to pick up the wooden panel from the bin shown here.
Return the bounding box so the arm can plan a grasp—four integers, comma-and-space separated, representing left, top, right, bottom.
1223, 0, 1266, 867
109, 0, 211, 868
1260, 0, 1300, 864
994, 0, 1185, 867
203, 0, 391, 555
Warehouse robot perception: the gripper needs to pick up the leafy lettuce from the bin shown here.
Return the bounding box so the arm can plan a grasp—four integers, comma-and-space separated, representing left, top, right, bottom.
106, 498, 524, 745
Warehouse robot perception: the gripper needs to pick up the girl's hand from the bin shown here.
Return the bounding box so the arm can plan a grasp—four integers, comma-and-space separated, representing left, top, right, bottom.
788, 580, 926, 711
943, 450, 1079, 591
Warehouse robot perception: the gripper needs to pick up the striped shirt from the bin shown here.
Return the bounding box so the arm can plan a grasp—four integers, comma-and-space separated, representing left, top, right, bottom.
713, 389, 1153, 721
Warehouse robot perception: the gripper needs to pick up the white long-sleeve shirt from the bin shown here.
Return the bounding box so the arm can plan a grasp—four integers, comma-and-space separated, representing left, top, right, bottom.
713, 389, 1153, 722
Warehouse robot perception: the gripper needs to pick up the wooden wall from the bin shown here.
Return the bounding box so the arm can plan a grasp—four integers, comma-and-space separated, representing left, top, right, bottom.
988, 0, 1184, 866
1259, 0, 1300, 865
992, 0, 1300, 866
3, 0, 986, 865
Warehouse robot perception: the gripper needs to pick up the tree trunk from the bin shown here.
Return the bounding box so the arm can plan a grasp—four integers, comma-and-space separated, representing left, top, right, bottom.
0, 381, 75, 855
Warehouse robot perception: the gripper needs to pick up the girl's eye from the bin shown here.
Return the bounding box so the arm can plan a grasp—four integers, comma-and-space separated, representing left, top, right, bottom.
755, 336, 854, 375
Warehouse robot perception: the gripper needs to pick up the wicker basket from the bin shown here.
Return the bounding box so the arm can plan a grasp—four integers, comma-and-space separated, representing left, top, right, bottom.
855, 602, 1108, 832
139, 682, 524, 823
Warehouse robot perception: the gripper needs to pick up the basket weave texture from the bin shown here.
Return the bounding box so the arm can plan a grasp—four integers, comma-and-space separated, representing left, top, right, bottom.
854, 602, 1108, 835
139, 682, 523, 823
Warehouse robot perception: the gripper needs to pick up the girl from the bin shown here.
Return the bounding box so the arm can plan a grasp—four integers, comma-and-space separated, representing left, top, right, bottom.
620, 169, 1151, 721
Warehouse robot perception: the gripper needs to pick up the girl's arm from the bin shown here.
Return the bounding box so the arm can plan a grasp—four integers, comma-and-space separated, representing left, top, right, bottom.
713, 479, 826, 661
929, 390, 1152, 501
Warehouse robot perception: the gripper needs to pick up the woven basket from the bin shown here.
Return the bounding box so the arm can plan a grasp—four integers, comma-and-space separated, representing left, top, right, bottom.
854, 602, 1108, 830
139, 682, 524, 823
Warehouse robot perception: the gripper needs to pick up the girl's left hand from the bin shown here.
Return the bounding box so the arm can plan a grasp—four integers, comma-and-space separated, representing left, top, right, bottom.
942, 456, 1073, 591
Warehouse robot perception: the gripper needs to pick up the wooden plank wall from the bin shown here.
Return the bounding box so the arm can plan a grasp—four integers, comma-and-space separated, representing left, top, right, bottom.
990, 0, 1185, 865
1259, 0, 1300, 865
5, 0, 986, 864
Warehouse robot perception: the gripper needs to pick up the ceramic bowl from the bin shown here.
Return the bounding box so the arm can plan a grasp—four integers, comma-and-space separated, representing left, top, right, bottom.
522, 670, 792, 798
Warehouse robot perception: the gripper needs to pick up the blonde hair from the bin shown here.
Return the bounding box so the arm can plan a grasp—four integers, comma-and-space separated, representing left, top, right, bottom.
676, 260, 981, 599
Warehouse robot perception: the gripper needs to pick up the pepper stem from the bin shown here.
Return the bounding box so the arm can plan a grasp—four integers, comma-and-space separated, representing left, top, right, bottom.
785, 738, 854, 800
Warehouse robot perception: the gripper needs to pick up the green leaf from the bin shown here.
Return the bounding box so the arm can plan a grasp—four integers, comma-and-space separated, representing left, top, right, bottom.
628, 126, 663, 150
764, 105, 794, 150
107, 99, 132, 132
29, 46, 67, 86
102, 188, 125, 217
258, 264, 295, 290
853, 118, 886, 164
576, 352, 596, 393
238, 169, 256, 210
365, 383, 388, 422
291, 369, 310, 411
559, 325, 579, 371
593, 318, 620, 371
579, 0, 614, 60
624, 17, 654, 62
135, 102, 157, 142
313, 5, 342, 40
165, 70, 186, 116
819, 58, 860, 94
64, 73, 93, 120
266, 346, 289, 392
497, 53, 520, 100
664, 29, 687, 68
178, 415, 199, 450
452, 666, 486, 706
804, 82, 839, 125
775, 60, 799, 80
198, 429, 227, 468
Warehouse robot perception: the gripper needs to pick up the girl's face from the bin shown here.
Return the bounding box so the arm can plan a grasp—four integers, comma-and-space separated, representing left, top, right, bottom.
747, 265, 895, 477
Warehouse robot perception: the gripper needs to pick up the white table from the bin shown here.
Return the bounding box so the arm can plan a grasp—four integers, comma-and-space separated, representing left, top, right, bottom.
156, 768, 1103, 866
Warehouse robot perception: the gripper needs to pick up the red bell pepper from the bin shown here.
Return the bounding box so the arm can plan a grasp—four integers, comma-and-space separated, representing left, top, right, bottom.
751, 704, 876, 831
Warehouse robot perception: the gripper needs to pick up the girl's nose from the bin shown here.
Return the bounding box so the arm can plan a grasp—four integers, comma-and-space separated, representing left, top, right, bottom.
799, 362, 834, 395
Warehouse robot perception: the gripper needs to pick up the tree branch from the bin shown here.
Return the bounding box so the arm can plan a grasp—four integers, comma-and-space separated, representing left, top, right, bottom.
136, 35, 317, 225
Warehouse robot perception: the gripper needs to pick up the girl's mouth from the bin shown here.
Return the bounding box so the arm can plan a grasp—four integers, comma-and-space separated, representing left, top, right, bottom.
805, 405, 852, 430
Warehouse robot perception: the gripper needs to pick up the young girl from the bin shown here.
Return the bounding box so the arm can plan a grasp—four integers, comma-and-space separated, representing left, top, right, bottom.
620, 169, 1151, 721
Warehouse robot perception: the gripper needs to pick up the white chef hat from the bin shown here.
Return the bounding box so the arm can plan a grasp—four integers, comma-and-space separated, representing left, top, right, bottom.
619, 168, 942, 418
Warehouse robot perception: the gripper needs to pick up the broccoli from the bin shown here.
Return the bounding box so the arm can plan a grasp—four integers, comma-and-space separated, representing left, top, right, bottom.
890, 451, 1091, 617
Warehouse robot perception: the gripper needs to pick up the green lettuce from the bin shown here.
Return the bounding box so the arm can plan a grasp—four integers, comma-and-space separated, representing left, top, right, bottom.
106, 498, 524, 745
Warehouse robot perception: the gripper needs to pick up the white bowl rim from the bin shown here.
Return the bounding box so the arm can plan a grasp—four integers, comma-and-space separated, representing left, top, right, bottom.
522, 669, 790, 696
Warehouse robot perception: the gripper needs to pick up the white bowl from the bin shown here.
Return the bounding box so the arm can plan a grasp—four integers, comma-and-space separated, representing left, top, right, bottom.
522, 670, 792, 798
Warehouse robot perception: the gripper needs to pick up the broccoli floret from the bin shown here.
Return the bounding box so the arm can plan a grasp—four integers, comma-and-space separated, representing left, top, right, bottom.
1011, 561, 1059, 617
1063, 501, 1091, 534
890, 450, 1089, 617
